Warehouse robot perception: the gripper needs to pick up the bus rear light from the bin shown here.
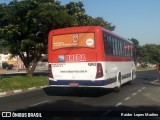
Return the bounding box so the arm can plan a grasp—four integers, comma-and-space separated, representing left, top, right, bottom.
48, 64, 54, 78
96, 63, 104, 79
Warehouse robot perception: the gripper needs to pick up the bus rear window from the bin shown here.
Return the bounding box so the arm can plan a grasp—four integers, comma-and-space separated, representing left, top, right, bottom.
52, 33, 95, 50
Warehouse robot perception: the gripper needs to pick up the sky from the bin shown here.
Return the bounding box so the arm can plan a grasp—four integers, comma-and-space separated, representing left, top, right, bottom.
1, 0, 160, 45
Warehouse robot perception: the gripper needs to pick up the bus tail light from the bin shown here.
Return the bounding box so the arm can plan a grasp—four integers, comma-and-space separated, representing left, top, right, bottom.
96, 63, 104, 79
48, 64, 54, 78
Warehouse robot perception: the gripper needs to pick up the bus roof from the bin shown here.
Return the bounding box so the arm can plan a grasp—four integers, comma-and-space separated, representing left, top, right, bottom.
101, 27, 132, 44
49, 26, 100, 35
49, 26, 132, 44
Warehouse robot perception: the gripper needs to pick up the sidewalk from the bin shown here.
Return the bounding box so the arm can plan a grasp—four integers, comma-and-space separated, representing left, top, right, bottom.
0, 69, 28, 74
0, 69, 7, 74
0, 68, 48, 73
0, 85, 49, 97
0, 69, 48, 76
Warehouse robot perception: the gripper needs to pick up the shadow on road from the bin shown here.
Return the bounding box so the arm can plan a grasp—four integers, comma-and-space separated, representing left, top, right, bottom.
43, 87, 113, 97
12, 99, 160, 120
136, 70, 158, 81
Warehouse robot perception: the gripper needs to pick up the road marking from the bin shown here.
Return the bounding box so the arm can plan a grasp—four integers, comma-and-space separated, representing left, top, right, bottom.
114, 86, 147, 109
132, 93, 137, 96
29, 100, 50, 107
115, 102, 122, 107
102, 110, 112, 116
152, 80, 158, 84
124, 97, 130, 101
142, 87, 146, 90
151, 81, 155, 84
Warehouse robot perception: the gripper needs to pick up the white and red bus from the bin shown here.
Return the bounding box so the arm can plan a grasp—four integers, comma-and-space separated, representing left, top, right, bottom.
48, 26, 136, 90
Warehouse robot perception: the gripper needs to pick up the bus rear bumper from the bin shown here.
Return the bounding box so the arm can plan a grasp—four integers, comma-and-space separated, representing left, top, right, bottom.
49, 78, 116, 88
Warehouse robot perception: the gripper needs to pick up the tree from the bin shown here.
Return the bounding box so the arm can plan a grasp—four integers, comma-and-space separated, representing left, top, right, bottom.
130, 38, 139, 49
140, 44, 160, 65
0, 3, 8, 52
129, 38, 140, 65
0, 0, 76, 76
92, 17, 115, 31
0, 0, 116, 77
129, 38, 160, 66
65, 1, 115, 31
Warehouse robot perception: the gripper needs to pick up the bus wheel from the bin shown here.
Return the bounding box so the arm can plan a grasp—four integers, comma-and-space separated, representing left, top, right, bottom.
114, 73, 121, 93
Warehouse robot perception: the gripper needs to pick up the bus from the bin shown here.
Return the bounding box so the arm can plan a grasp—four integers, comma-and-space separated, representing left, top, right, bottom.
48, 26, 136, 91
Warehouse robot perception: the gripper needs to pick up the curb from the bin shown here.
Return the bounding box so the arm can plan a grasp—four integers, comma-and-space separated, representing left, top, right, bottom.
0, 85, 49, 97
145, 79, 160, 86
151, 80, 160, 86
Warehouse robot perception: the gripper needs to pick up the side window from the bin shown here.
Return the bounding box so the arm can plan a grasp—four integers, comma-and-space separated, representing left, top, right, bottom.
128, 44, 133, 57
114, 38, 118, 56
122, 41, 125, 56
124, 43, 128, 56
117, 40, 120, 56
127, 43, 130, 57
108, 36, 113, 55
112, 37, 116, 55
103, 32, 113, 56
127, 44, 130, 57
119, 40, 123, 56
130, 45, 133, 57
103, 32, 133, 57
103, 32, 107, 55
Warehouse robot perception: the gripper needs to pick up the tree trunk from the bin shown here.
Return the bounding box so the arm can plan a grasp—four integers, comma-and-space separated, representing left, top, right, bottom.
26, 60, 38, 77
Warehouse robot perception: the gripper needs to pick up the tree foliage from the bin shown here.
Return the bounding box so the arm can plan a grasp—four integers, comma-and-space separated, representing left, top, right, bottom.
91, 17, 115, 31
65, 1, 115, 31
0, 0, 76, 76
129, 38, 140, 64
138, 44, 160, 65
0, 0, 116, 76
130, 38, 139, 49
129, 38, 160, 67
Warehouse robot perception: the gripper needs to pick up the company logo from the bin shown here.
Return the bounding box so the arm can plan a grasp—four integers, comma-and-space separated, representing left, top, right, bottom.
86, 38, 94, 46
2, 112, 11, 117
73, 34, 79, 43
65, 54, 86, 62
58, 55, 65, 62
58, 54, 86, 62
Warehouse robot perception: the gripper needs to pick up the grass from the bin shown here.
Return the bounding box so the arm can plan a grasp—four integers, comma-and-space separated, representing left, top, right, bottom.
136, 66, 156, 71
0, 76, 48, 92
0, 66, 156, 92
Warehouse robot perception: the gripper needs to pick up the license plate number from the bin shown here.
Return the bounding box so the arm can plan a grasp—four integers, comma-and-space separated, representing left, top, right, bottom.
69, 82, 79, 87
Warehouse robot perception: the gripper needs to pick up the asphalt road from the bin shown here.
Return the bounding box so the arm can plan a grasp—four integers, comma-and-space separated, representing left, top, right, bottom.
0, 70, 160, 120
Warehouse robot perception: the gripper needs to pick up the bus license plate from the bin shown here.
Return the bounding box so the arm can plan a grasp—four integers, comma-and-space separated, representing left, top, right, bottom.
69, 82, 79, 87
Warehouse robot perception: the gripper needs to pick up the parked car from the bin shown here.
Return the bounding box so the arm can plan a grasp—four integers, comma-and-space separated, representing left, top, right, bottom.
2, 62, 13, 70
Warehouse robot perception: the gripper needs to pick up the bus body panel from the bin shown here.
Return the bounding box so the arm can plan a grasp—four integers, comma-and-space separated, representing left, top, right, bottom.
51, 62, 97, 80
48, 26, 136, 88
48, 26, 105, 63
49, 60, 135, 88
